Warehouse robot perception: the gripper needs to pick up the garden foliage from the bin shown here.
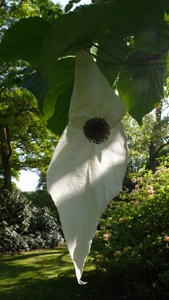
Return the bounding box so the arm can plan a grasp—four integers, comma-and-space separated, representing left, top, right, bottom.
1, 1, 169, 135
0, 190, 62, 253
91, 166, 169, 298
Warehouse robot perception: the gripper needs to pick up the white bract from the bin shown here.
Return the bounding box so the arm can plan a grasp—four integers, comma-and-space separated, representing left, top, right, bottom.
47, 49, 128, 284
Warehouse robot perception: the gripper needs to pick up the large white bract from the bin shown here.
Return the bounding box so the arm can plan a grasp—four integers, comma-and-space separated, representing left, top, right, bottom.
47, 49, 128, 284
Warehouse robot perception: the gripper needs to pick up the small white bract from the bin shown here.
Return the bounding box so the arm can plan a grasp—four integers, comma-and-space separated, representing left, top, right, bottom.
47, 49, 128, 284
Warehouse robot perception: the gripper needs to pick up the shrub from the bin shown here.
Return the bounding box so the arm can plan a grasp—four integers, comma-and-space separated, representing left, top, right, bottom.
0, 190, 62, 253
0, 190, 31, 234
23, 190, 58, 216
28, 206, 62, 248
91, 166, 169, 299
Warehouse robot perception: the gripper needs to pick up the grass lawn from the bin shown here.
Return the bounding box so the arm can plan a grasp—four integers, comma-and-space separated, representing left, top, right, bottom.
0, 246, 97, 300
1, 245, 166, 300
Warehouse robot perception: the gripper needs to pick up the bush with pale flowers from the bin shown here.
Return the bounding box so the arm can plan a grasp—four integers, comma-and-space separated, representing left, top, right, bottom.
91, 166, 169, 299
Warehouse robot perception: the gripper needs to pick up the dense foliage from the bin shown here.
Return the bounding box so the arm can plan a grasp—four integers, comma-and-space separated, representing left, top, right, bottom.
91, 165, 169, 298
0, 190, 62, 253
1, 0, 169, 135
0, 0, 61, 191
123, 106, 169, 173
23, 189, 57, 216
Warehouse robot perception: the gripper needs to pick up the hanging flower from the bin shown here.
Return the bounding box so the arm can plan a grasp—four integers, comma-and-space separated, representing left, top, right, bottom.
47, 49, 128, 284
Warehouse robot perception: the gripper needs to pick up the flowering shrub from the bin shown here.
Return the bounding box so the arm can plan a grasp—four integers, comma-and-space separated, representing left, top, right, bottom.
91, 166, 169, 298
0, 190, 62, 253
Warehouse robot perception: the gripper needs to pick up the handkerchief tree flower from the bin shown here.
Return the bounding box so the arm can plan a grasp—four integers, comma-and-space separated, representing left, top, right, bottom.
47, 49, 128, 284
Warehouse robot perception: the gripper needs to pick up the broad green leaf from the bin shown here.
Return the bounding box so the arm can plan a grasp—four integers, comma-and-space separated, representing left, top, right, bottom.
44, 58, 75, 135
68, 1, 169, 87
96, 34, 126, 86
40, 4, 109, 79
106, 0, 165, 37
23, 58, 75, 135
64, 3, 73, 12
0, 17, 52, 68
65, 0, 81, 12
118, 29, 169, 123
1, 0, 169, 130
118, 56, 168, 124
22, 71, 50, 113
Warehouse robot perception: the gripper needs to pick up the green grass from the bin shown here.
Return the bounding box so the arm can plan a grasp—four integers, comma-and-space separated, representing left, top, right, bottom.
0, 246, 96, 300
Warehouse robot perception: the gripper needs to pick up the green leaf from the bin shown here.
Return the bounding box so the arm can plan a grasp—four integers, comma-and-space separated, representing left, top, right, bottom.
118, 29, 169, 123
118, 56, 168, 124
96, 34, 126, 86
22, 72, 50, 113
65, 3, 73, 13
40, 4, 109, 79
65, 0, 81, 12
1, 0, 169, 130
23, 58, 75, 135
44, 58, 75, 135
107, 0, 169, 39
0, 17, 52, 68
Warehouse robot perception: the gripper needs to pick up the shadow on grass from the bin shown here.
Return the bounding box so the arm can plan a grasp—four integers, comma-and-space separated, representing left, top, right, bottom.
1, 265, 154, 300
0, 247, 99, 300
0, 275, 98, 300
0, 248, 67, 262
2, 247, 165, 300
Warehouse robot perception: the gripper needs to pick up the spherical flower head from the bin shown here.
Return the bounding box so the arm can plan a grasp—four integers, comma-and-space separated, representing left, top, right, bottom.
131, 177, 137, 183
119, 217, 125, 223
103, 233, 112, 241
83, 117, 111, 144
164, 235, 169, 242
137, 177, 143, 183
47, 49, 128, 284
123, 246, 132, 253
114, 250, 122, 261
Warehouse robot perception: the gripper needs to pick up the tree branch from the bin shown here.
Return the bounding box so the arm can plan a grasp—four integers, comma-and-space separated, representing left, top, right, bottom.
156, 139, 169, 156
136, 47, 169, 65
0, 107, 39, 120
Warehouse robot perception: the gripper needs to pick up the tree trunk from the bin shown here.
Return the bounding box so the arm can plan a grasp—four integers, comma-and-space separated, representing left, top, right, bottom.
0, 126, 12, 192
149, 102, 162, 173
149, 141, 157, 173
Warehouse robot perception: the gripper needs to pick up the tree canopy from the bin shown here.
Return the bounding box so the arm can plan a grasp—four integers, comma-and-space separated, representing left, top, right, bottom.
0, 0, 169, 136
0, 0, 61, 191
0, 0, 169, 190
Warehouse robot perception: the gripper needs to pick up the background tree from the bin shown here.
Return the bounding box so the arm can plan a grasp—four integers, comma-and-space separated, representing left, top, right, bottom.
0, 84, 57, 191
1, 1, 169, 188
0, 0, 61, 191
123, 97, 169, 173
